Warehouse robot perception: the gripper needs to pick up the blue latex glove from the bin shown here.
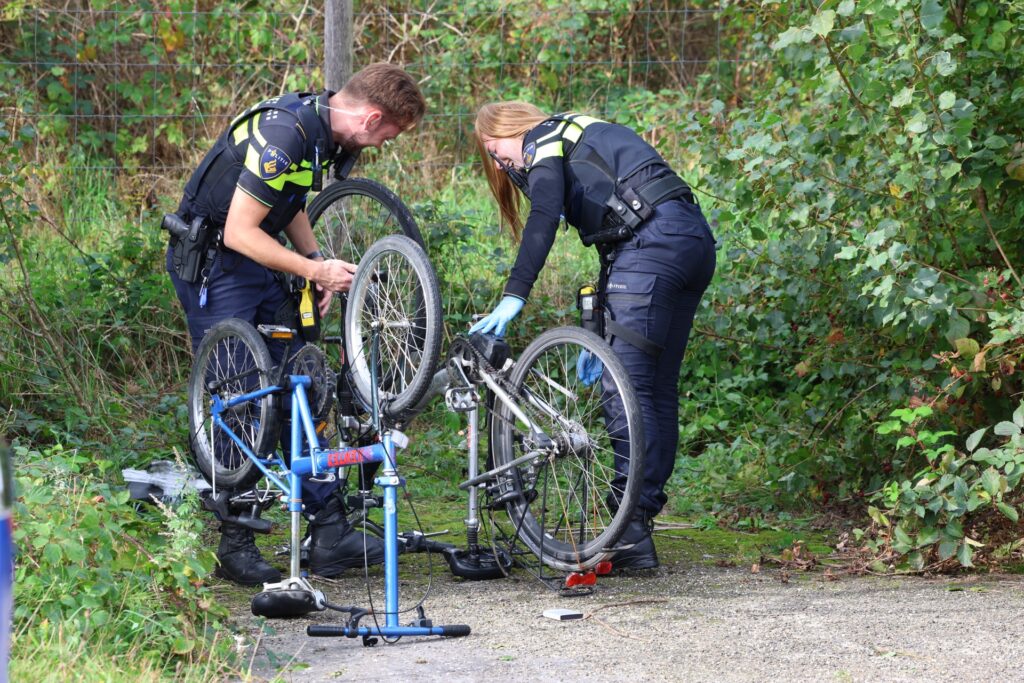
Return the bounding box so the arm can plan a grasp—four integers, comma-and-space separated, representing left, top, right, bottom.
470, 295, 524, 336
576, 349, 604, 387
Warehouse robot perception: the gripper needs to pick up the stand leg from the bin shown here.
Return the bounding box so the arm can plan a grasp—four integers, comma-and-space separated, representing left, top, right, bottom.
290, 470, 302, 579
379, 433, 399, 628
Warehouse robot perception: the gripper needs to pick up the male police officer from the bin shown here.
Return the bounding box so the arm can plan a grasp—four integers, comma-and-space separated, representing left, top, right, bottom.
166, 63, 425, 585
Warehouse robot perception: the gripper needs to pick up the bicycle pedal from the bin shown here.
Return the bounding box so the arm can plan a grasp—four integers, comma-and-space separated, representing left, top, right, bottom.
445, 386, 477, 412
256, 324, 295, 340
346, 494, 381, 510
200, 490, 275, 532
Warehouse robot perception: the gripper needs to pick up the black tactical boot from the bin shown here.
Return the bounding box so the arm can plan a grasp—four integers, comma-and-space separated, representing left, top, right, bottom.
610, 509, 660, 571
308, 491, 385, 577
215, 522, 282, 586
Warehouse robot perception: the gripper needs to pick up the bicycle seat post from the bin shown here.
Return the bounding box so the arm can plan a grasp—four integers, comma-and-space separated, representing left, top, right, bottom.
464, 405, 481, 551
288, 378, 316, 582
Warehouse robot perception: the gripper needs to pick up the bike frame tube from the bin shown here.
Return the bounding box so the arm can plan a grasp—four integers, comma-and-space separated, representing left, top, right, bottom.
207, 327, 427, 635
465, 406, 480, 539
477, 368, 540, 432
210, 394, 293, 496
210, 382, 389, 484
290, 378, 321, 478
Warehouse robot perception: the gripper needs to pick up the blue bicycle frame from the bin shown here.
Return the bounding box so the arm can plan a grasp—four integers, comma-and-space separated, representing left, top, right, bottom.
208, 367, 466, 639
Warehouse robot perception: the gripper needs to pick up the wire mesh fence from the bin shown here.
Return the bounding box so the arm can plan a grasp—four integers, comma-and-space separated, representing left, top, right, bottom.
0, 1, 762, 184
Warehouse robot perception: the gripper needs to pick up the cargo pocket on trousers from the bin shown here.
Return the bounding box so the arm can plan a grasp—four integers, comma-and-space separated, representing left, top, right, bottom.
604, 271, 657, 343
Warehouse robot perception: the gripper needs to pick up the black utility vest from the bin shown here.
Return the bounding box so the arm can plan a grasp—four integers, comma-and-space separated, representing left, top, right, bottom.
534, 114, 672, 234
176, 93, 346, 236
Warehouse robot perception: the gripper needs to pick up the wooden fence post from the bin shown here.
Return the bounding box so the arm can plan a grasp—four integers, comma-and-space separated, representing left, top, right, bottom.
324, 0, 353, 92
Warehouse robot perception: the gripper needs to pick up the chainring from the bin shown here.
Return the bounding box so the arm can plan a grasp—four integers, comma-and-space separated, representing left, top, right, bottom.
291, 343, 336, 420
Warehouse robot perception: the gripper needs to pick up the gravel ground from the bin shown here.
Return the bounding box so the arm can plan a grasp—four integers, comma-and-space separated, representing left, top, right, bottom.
236, 558, 1024, 682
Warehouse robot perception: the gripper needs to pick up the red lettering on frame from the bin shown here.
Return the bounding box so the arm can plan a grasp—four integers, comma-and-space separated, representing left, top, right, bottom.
325, 447, 373, 468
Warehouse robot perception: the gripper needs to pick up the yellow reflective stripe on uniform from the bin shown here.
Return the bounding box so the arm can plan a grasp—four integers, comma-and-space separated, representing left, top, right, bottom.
245, 144, 311, 189
251, 113, 267, 147
567, 114, 603, 127
533, 140, 563, 163
264, 169, 312, 191
562, 124, 583, 143
232, 124, 247, 145
244, 144, 261, 176
228, 106, 252, 131
558, 114, 602, 143
535, 121, 568, 145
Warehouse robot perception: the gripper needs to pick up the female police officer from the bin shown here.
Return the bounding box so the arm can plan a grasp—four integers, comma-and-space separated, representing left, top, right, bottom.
471, 101, 716, 570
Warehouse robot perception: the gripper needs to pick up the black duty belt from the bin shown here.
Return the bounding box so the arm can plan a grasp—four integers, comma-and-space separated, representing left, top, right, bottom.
600, 173, 694, 236
635, 173, 693, 207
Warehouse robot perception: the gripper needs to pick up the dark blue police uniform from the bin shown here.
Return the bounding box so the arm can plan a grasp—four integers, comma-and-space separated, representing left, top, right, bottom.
508, 115, 716, 521
167, 91, 342, 512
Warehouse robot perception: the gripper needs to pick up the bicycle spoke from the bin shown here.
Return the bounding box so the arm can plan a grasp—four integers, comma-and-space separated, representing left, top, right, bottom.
490, 328, 644, 570
189, 319, 279, 489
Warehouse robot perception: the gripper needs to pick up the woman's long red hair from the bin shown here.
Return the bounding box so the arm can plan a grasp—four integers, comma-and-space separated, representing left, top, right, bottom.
473, 101, 550, 241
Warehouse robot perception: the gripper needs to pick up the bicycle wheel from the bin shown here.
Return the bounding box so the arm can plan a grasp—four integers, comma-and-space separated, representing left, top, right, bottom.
188, 318, 281, 489
489, 326, 644, 572
307, 178, 424, 350
344, 234, 442, 422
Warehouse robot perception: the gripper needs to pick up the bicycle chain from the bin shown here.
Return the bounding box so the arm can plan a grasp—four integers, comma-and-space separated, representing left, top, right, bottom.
446, 335, 558, 480
446, 336, 518, 398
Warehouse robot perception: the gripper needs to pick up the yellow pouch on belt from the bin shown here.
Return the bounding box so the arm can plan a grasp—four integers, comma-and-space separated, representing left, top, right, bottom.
297, 278, 320, 342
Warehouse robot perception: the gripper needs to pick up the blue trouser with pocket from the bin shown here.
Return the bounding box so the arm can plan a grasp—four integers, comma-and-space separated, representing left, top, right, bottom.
167, 246, 339, 513
600, 198, 716, 515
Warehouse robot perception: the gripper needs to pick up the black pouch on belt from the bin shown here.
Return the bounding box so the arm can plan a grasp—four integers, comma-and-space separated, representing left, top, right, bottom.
576, 284, 605, 337
275, 275, 321, 342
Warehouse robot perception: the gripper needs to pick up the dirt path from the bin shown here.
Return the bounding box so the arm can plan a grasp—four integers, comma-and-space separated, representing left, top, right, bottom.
237, 560, 1024, 682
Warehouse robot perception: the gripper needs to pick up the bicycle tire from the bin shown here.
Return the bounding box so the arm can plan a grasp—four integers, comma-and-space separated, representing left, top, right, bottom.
307, 178, 424, 352
188, 318, 281, 489
489, 326, 645, 572
343, 234, 442, 422
306, 177, 424, 258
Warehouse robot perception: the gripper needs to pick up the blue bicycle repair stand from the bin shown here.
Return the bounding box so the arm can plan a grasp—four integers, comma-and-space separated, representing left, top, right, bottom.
207, 344, 469, 644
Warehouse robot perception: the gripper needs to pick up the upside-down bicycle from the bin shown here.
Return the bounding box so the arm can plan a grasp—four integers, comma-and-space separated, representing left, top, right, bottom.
186, 191, 645, 644
306, 178, 646, 583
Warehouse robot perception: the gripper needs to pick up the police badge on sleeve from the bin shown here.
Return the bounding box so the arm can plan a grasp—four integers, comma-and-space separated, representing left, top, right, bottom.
260, 145, 292, 180
523, 141, 537, 169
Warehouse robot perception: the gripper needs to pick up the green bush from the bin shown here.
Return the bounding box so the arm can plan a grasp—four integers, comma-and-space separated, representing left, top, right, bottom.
11, 443, 231, 680
634, 0, 1024, 519
856, 403, 1024, 570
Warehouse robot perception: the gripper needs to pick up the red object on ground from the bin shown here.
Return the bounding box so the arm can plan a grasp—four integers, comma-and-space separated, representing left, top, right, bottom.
564, 571, 597, 589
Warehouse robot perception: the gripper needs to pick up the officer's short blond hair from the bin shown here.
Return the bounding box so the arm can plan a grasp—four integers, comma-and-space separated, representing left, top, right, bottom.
342, 63, 425, 130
